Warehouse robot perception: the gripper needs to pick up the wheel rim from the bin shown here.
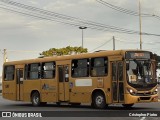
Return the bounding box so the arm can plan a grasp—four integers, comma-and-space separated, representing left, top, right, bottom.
96, 96, 104, 106
33, 95, 39, 105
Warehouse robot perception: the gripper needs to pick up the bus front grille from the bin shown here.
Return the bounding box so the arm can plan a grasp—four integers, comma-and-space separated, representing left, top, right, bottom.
139, 97, 151, 101
136, 92, 151, 96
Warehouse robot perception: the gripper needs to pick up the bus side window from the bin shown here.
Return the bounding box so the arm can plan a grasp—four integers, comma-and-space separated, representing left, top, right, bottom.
27, 63, 41, 80
42, 62, 56, 79
4, 65, 15, 81
24, 64, 28, 80
71, 59, 89, 77
91, 57, 108, 77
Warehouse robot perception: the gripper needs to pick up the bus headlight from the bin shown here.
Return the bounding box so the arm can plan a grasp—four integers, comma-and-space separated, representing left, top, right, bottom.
127, 88, 136, 95
129, 89, 134, 93
155, 88, 158, 92
154, 88, 158, 94
152, 88, 158, 95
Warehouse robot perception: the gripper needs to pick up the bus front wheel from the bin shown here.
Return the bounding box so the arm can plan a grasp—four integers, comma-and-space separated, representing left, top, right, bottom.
93, 92, 106, 109
31, 92, 41, 106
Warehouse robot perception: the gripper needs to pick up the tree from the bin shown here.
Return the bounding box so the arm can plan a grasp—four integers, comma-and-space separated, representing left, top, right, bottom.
41, 46, 88, 57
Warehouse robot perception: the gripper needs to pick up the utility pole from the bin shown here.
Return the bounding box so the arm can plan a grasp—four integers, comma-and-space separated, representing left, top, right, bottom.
139, 0, 142, 50
3, 49, 7, 63
113, 36, 115, 50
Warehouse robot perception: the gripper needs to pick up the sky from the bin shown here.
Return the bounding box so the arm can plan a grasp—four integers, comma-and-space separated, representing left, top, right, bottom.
0, 0, 160, 76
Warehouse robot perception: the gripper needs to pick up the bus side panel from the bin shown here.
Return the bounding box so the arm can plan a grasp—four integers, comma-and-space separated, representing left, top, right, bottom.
23, 80, 41, 102
69, 78, 112, 103
69, 77, 109, 103
3, 81, 16, 101
103, 77, 112, 104
69, 78, 93, 103
41, 79, 57, 102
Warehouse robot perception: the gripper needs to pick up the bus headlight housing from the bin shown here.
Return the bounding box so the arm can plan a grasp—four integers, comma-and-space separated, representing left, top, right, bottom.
155, 88, 158, 92
151, 88, 158, 95
127, 88, 137, 95
153, 88, 158, 94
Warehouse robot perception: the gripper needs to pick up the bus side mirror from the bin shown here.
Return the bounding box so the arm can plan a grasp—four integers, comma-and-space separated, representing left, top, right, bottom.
126, 63, 129, 70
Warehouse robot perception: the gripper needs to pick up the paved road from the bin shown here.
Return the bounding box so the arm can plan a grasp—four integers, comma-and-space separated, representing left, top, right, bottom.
0, 85, 159, 120
0, 96, 160, 120
0, 96, 160, 111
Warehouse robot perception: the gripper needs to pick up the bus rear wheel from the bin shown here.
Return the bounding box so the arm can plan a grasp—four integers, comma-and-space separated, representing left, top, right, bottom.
93, 92, 106, 109
122, 103, 134, 108
31, 92, 41, 106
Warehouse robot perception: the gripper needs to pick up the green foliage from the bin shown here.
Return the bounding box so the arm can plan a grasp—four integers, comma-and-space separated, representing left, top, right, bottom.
41, 46, 88, 56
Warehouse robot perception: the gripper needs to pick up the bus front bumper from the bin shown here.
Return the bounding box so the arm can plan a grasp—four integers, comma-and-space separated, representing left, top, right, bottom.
124, 94, 158, 104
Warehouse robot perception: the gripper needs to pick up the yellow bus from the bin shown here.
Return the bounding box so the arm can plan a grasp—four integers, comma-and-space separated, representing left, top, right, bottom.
2, 50, 158, 109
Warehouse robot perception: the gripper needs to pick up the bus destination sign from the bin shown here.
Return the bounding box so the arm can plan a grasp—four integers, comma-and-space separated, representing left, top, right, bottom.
125, 51, 151, 59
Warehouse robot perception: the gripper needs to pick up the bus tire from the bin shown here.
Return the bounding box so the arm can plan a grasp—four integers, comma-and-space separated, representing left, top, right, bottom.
122, 103, 134, 108
31, 92, 41, 106
93, 92, 106, 109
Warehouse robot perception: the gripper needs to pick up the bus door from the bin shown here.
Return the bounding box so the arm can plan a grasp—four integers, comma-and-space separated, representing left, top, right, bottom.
16, 69, 24, 101
111, 61, 124, 103
58, 65, 69, 101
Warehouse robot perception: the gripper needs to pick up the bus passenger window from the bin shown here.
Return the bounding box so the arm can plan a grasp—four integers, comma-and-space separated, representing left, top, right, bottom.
71, 59, 89, 77
91, 57, 108, 77
4, 65, 15, 81
42, 62, 55, 79
24, 65, 27, 80
27, 63, 41, 80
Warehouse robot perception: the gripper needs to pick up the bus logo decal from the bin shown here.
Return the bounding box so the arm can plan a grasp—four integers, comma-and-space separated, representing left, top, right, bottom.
42, 84, 49, 90
42, 84, 56, 90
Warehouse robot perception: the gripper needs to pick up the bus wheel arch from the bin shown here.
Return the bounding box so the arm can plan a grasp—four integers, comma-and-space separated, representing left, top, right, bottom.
31, 90, 41, 107
91, 89, 107, 109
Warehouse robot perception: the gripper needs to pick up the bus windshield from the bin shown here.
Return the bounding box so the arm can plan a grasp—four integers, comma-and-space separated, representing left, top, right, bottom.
126, 60, 157, 88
